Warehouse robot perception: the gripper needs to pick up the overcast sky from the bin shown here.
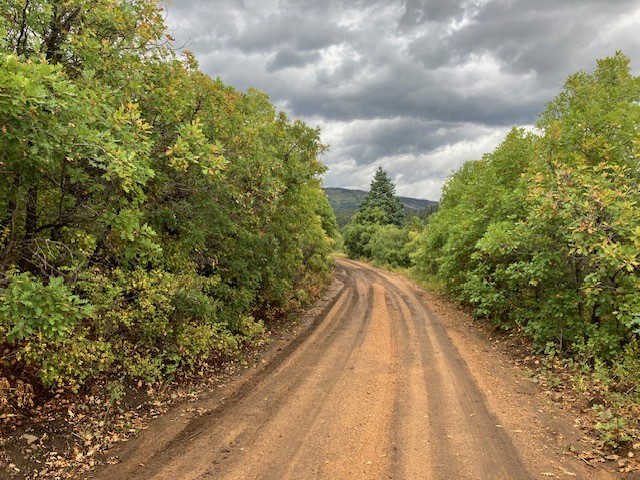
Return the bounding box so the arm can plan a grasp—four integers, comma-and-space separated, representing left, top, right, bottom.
163, 0, 640, 200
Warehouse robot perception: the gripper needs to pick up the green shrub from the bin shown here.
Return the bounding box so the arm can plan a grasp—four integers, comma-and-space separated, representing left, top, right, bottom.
0, 271, 93, 343
368, 225, 410, 268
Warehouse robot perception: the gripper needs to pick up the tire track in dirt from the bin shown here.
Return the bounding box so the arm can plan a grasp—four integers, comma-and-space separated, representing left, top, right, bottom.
100, 264, 378, 479
367, 262, 530, 479
213, 270, 377, 480
343, 259, 529, 479
95, 259, 616, 480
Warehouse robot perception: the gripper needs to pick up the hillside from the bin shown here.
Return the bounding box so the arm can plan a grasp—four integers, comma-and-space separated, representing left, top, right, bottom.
324, 187, 438, 226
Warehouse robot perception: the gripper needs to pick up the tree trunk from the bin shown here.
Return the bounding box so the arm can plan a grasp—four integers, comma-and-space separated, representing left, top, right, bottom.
18, 184, 38, 271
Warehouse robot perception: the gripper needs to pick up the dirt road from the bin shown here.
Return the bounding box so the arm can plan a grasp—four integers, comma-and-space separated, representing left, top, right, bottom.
95, 259, 616, 480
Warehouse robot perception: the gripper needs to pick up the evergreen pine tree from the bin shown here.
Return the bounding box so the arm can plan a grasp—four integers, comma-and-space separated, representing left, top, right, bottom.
357, 167, 405, 226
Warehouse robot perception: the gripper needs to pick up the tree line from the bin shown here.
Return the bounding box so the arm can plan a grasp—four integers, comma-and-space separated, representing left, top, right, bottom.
0, 0, 338, 407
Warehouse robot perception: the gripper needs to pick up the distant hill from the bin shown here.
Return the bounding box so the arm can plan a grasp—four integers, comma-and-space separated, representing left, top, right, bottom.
323, 187, 438, 227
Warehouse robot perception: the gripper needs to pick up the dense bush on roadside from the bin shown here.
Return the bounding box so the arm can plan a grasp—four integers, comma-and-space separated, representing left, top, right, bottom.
411, 53, 640, 448
0, 0, 337, 406
415, 53, 640, 363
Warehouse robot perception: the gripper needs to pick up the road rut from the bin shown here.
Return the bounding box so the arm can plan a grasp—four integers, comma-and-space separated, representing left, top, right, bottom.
95, 259, 615, 480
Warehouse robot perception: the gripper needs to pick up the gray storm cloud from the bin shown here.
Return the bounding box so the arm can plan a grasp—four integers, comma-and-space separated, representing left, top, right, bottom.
165, 0, 640, 200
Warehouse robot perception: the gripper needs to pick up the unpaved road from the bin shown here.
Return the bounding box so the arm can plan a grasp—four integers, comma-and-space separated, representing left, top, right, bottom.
95, 259, 616, 480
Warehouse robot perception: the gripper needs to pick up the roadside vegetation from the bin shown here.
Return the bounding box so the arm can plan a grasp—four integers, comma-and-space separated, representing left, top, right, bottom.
343, 52, 640, 453
0, 1, 337, 471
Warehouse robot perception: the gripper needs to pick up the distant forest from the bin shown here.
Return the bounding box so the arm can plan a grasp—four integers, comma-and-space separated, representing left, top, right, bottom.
324, 187, 438, 227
